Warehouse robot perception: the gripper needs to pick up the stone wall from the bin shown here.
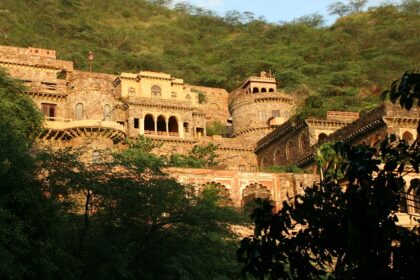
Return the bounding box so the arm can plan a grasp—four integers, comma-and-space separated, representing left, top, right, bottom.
192, 85, 230, 123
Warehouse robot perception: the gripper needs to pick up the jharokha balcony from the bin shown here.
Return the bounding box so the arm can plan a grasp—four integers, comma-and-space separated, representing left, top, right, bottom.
39, 117, 126, 143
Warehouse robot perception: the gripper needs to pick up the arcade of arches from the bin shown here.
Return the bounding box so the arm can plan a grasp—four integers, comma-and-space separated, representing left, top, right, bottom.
143, 114, 182, 136
168, 167, 318, 210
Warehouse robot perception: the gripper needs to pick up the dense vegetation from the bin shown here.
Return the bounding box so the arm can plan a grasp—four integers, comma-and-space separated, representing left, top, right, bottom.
0, 0, 419, 118
0, 69, 245, 279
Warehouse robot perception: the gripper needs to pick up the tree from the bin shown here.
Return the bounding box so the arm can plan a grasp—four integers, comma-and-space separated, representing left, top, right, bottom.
168, 142, 220, 168
206, 120, 226, 136
328, 0, 367, 16
349, 0, 368, 12
328, 1, 351, 16
0, 69, 75, 278
37, 144, 244, 279
238, 72, 420, 279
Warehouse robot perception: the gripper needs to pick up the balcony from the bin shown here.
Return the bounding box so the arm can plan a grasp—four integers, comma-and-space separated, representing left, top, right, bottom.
40, 118, 126, 143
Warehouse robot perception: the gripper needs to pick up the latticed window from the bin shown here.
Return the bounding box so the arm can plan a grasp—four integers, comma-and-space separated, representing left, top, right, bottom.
257, 111, 267, 121
272, 110, 280, 117
104, 104, 111, 121
151, 85, 161, 98
128, 87, 136, 96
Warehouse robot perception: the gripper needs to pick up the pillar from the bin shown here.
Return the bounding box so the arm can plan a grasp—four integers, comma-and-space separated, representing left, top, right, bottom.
179, 119, 184, 138
139, 117, 144, 135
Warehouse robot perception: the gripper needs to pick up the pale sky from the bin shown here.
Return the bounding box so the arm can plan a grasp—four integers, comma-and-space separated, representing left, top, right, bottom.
173, 0, 399, 24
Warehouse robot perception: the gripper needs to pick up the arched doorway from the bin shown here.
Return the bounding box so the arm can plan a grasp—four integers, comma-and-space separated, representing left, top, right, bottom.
144, 114, 155, 132
168, 116, 178, 135
242, 183, 271, 212
318, 133, 328, 143
157, 115, 166, 133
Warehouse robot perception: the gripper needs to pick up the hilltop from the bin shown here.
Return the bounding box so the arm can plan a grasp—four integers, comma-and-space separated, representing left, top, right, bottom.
0, 0, 419, 118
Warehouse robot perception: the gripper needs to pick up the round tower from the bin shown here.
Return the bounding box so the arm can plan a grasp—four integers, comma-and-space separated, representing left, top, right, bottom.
228, 71, 295, 144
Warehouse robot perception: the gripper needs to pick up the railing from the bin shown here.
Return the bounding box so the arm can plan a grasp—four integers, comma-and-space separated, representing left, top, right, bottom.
144, 130, 179, 137
45, 117, 72, 122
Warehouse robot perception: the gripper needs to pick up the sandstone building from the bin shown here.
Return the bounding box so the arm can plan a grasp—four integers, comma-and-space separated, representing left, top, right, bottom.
0, 45, 418, 222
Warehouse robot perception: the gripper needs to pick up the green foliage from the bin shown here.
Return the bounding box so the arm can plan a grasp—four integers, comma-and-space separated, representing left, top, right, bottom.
189, 143, 219, 168
382, 69, 420, 111
265, 165, 307, 174
116, 136, 164, 173
168, 143, 219, 168
239, 140, 420, 279
196, 90, 207, 104
0, 70, 75, 279
237, 72, 420, 279
168, 153, 205, 168
206, 120, 226, 136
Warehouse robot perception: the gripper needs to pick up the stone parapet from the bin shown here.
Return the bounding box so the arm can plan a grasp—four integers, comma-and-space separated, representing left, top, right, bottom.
0, 45, 73, 71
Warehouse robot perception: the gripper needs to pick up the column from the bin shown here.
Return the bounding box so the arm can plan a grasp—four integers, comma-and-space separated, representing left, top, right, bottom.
154, 117, 157, 135
139, 117, 144, 136
179, 119, 184, 138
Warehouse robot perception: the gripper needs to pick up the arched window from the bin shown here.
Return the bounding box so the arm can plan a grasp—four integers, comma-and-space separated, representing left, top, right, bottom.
92, 150, 100, 164
168, 116, 178, 134
299, 132, 309, 151
261, 88, 267, 93
402, 131, 414, 143
285, 141, 292, 161
104, 104, 111, 121
151, 85, 161, 98
75, 103, 84, 120
252, 87, 259, 93
144, 114, 155, 131
260, 156, 268, 170
157, 115, 166, 132
273, 148, 281, 165
269, 88, 275, 92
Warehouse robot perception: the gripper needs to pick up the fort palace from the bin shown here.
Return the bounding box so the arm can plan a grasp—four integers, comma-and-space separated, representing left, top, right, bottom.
0, 45, 418, 225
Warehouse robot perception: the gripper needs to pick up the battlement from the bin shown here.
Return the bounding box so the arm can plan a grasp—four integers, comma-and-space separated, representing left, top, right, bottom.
0, 45, 56, 59
0, 45, 73, 71
28, 47, 56, 58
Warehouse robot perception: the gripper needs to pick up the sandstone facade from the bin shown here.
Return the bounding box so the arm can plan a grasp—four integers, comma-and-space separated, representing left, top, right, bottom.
0, 45, 418, 218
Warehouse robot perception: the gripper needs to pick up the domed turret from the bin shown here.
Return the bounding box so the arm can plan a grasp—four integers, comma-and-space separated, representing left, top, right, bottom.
228, 71, 295, 144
